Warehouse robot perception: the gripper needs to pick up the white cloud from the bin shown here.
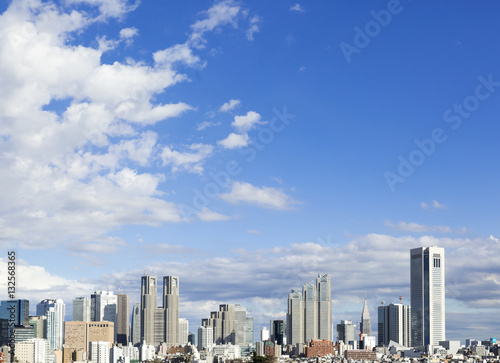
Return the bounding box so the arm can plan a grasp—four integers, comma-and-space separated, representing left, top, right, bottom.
197, 207, 234, 221
153, 43, 203, 67
384, 220, 460, 234
217, 133, 249, 149
232, 111, 266, 132
189, 0, 241, 48
290, 3, 305, 13
219, 181, 298, 210
421, 200, 447, 210
161, 143, 214, 174
0, 0, 249, 250
246, 15, 260, 41
219, 99, 241, 112
196, 120, 221, 131
119, 27, 138, 39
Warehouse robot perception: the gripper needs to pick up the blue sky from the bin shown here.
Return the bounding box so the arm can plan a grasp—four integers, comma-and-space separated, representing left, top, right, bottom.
0, 0, 499, 343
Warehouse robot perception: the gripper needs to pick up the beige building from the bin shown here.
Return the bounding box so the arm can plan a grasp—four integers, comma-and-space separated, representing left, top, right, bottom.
63, 321, 114, 361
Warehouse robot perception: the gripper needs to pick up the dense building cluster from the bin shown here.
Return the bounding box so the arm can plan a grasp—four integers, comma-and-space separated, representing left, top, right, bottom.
0, 246, 498, 363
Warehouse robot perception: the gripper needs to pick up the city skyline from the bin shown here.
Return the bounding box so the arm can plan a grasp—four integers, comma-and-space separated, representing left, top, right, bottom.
0, 0, 499, 347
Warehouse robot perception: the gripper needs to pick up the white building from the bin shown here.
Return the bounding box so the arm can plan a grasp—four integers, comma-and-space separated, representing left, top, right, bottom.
139, 341, 155, 362
211, 344, 241, 359
260, 327, 269, 341
72, 297, 91, 322
89, 341, 110, 363
178, 318, 189, 346
15, 338, 49, 363
410, 246, 445, 346
36, 299, 65, 350
198, 326, 213, 351
122, 342, 140, 361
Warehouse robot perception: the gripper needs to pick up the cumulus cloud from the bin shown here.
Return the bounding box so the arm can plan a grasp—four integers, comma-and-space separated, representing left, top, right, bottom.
232, 111, 266, 132
219, 181, 298, 210
0, 0, 251, 250
219, 99, 241, 112
217, 133, 249, 149
161, 143, 214, 174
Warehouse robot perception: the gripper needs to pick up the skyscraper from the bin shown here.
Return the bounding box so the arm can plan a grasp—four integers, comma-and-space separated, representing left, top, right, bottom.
286, 273, 332, 345
303, 282, 317, 342
131, 302, 141, 346
286, 289, 303, 345
245, 317, 254, 345
163, 276, 179, 347
140, 275, 158, 346
270, 320, 284, 346
0, 300, 29, 346
316, 274, 332, 341
410, 246, 445, 347
117, 293, 129, 345
360, 295, 371, 336
73, 297, 91, 322
234, 304, 247, 347
90, 291, 117, 324
378, 302, 411, 347
336, 320, 356, 344
36, 299, 65, 349
178, 318, 188, 346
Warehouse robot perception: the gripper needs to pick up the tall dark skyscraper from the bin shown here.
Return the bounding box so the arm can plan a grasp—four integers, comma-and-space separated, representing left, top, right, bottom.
0, 300, 29, 346
116, 292, 129, 345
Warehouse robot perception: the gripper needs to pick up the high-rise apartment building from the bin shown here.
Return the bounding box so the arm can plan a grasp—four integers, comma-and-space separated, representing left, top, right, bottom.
89, 341, 110, 363
131, 302, 141, 346
378, 302, 411, 347
360, 296, 371, 336
36, 299, 65, 349
163, 276, 179, 347
72, 297, 91, 322
410, 246, 445, 347
116, 293, 129, 345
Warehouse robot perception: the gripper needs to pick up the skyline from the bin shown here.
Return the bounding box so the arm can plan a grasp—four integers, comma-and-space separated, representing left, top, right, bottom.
0, 0, 499, 347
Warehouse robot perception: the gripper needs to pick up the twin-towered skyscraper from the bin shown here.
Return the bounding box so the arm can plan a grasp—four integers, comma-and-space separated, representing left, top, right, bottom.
286, 273, 332, 345
140, 275, 179, 347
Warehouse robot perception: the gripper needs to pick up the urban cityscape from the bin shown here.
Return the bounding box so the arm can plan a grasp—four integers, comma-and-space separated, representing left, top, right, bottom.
1, 1, 500, 363
1, 246, 499, 363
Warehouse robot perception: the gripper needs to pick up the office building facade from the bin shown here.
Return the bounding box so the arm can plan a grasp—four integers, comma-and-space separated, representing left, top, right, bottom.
410, 246, 445, 346
72, 297, 91, 322
36, 299, 65, 350
378, 302, 411, 347
116, 293, 129, 345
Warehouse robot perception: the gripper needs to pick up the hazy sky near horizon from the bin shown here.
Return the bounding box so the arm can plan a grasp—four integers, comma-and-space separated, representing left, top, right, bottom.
0, 0, 499, 342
